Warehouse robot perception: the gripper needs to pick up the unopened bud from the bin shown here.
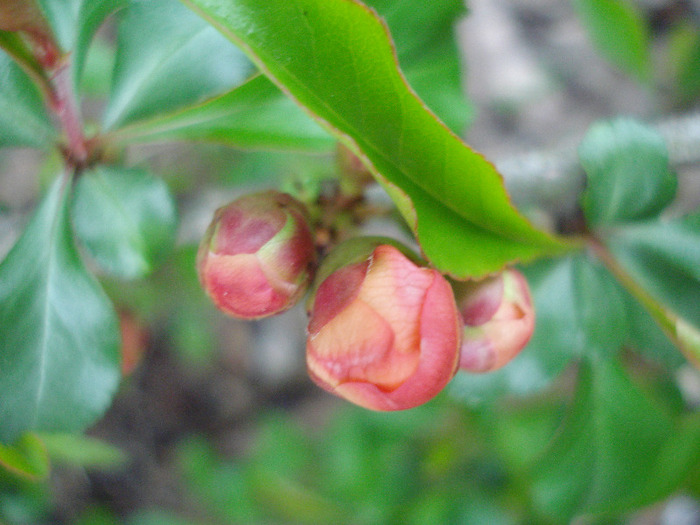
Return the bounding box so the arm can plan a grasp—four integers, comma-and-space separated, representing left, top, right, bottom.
197, 191, 316, 319
306, 238, 462, 411
455, 268, 535, 372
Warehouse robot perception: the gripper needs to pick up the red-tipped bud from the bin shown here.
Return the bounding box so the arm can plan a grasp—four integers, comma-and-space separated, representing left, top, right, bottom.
455, 268, 535, 373
197, 191, 317, 319
306, 239, 462, 411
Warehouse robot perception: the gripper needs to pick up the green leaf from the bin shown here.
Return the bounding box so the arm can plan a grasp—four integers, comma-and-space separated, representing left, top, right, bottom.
72, 166, 178, 280
0, 176, 121, 444
366, 0, 471, 133
450, 254, 626, 405
107, 74, 334, 151
607, 214, 700, 326
72, 0, 128, 88
180, 0, 570, 277
581, 118, 677, 227
40, 433, 127, 469
103, 0, 254, 130
0, 51, 55, 147
571, 0, 651, 83
622, 291, 685, 370
668, 23, 700, 105
0, 433, 49, 482
35, 0, 126, 86
530, 358, 700, 521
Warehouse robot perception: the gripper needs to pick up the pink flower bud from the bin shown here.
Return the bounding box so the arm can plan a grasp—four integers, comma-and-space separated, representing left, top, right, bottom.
197, 191, 316, 319
306, 241, 462, 411
456, 269, 535, 373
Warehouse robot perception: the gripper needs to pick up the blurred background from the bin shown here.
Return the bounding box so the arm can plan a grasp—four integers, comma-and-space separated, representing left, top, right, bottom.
1, 0, 700, 523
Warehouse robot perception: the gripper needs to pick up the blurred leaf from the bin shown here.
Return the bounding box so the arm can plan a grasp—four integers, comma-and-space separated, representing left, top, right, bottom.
581, 118, 676, 227
72, 166, 177, 280
668, 23, 700, 105
0, 51, 55, 147
450, 254, 626, 405
531, 357, 700, 521
108, 74, 334, 151
0, 0, 53, 36
571, 0, 651, 82
0, 30, 50, 92
73, 506, 121, 525
623, 291, 686, 369
247, 468, 345, 525
40, 433, 127, 469
608, 214, 700, 324
181, 0, 571, 278
0, 483, 50, 525
0, 176, 121, 444
79, 35, 115, 96
128, 509, 204, 525
0, 434, 49, 482
367, 0, 472, 133
177, 436, 262, 523
36, 0, 126, 86
103, 0, 254, 130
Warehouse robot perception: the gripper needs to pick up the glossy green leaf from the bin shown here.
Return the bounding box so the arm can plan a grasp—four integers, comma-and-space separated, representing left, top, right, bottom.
450, 254, 626, 405
571, 0, 651, 82
0, 176, 121, 444
40, 433, 127, 468
366, 0, 471, 133
107, 74, 334, 151
103, 0, 254, 130
180, 0, 569, 277
581, 119, 677, 227
72, 166, 177, 280
0, 433, 49, 482
531, 358, 700, 521
0, 51, 55, 147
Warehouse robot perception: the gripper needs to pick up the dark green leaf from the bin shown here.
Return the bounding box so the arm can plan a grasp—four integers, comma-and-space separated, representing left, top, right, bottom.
0, 51, 55, 147
450, 254, 626, 405
531, 358, 700, 521
180, 0, 570, 277
581, 118, 677, 227
103, 0, 254, 130
0, 176, 121, 444
40, 433, 127, 468
0, 433, 49, 481
571, 0, 651, 82
72, 166, 178, 280
108, 74, 334, 151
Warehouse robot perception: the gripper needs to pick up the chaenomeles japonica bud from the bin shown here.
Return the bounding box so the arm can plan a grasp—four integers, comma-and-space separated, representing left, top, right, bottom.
454, 268, 535, 373
306, 237, 463, 411
197, 190, 317, 320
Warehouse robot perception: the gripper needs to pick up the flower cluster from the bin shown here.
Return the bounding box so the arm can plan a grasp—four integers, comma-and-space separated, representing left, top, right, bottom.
198, 191, 535, 411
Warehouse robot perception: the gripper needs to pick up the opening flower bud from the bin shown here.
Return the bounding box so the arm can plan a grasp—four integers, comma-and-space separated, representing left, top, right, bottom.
197, 191, 316, 319
455, 268, 535, 373
306, 240, 462, 411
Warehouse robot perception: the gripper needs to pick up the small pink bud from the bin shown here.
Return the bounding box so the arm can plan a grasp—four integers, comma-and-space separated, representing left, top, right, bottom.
197, 191, 316, 319
455, 269, 535, 373
306, 240, 462, 411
